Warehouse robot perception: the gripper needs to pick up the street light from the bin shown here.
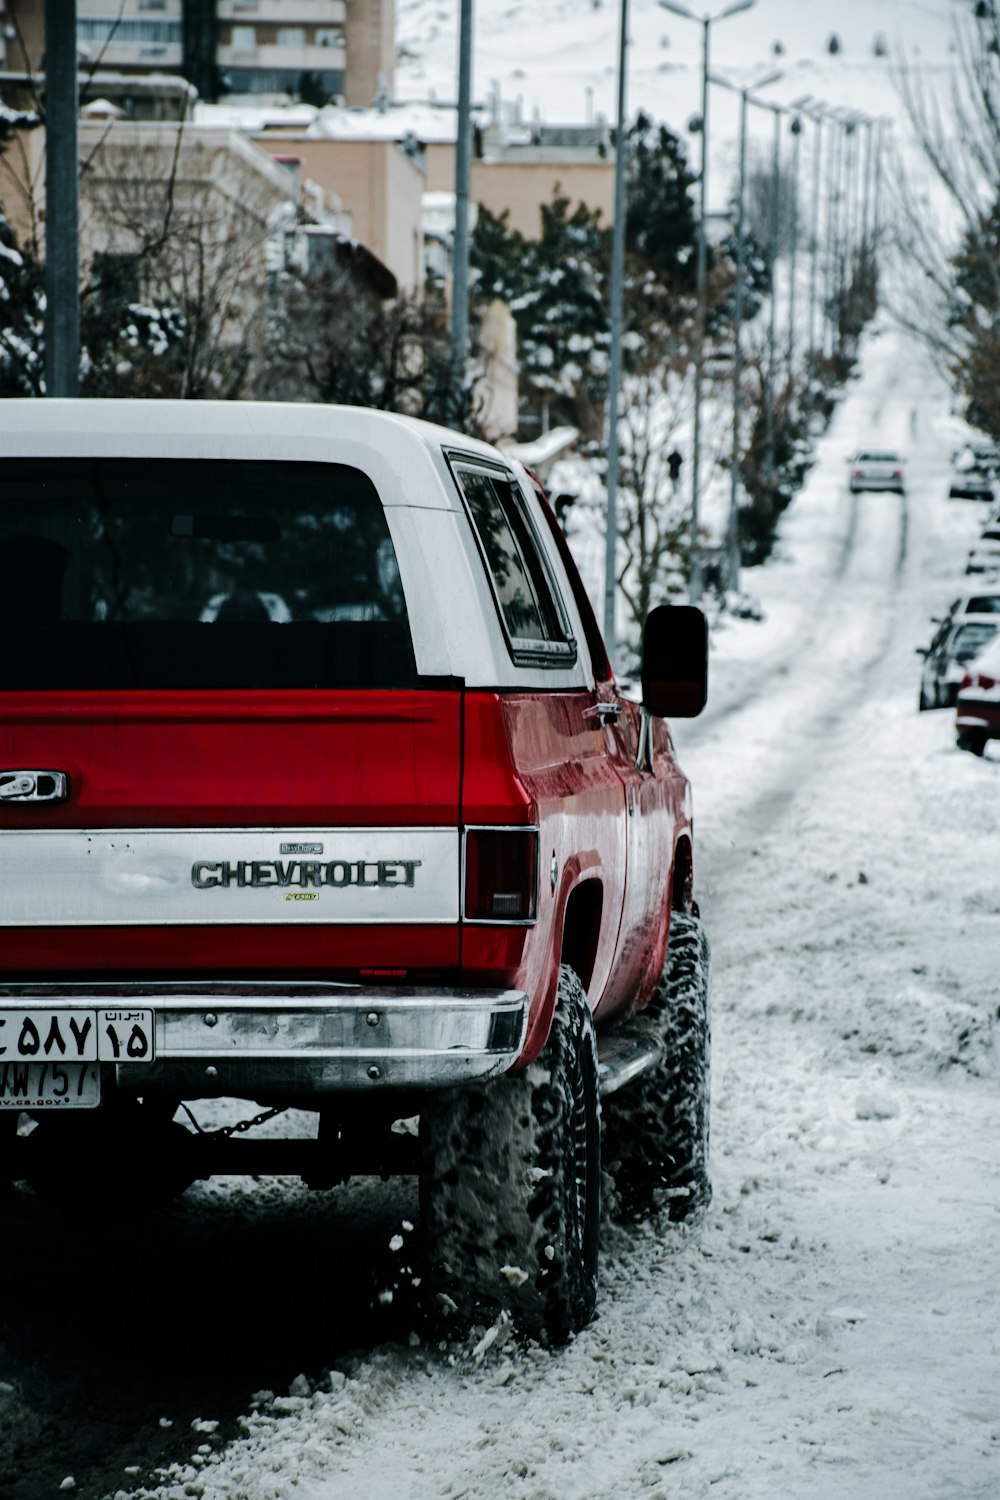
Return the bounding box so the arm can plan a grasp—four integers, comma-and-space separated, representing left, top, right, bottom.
795, 98, 831, 363
710, 68, 782, 593
602, 0, 631, 664
659, 0, 756, 604
450, 0, 474, 421
786, 102, 809, 375
758, 98, 785, 495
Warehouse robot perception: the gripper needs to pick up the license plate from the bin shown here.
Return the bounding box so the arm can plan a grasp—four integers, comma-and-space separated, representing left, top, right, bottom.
0, 1008, 155, 1064
0, 1060, 101, 1109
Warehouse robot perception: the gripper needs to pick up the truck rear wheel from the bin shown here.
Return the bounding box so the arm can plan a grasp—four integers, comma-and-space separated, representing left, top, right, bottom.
603, 910, 711, 1223
957, 729, 988, 756
18, 1097, 197, 1222
419, 965, 601, 1345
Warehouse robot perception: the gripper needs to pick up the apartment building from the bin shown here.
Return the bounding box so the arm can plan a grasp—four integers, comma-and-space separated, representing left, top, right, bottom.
2, 0, 392, 106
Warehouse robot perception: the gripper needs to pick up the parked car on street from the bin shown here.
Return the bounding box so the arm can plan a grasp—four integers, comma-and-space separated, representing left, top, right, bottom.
0, 399, 710, 1343
955, 636, 1000, 754
964, 523, 1000, 574
848, 450, 906, 494
932, 587, 1000, 622
918, 615, 1000, 710
949, 445, 997, 500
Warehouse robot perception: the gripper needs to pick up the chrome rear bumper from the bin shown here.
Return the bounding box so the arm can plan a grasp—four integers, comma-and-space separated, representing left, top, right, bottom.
0, 981, 529, 1091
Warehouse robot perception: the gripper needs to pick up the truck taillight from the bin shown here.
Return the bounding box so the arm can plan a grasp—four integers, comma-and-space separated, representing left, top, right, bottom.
463, 827, 539, 923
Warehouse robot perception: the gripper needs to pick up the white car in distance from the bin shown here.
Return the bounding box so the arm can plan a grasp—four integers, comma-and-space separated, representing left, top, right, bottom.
848, 450, 906, 494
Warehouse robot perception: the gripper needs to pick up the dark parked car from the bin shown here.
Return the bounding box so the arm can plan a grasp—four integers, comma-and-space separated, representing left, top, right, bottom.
949, 446, 997, 500
955, 636, 1000, 755
918, 615, 1000, 710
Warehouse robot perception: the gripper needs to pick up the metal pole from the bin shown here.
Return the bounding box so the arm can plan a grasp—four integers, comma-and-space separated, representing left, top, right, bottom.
687, 16, 711, 605
764, 104, 781, 488
806, 112, 823, 361
727, 85, 749, 595
602, 0, 630, 663
44, 0, 80, 397
861, 119, 873, 255
873, 122, 885, 247
450, 0, 474, 416
824, 121, 841, 358
786, 115, 801, 375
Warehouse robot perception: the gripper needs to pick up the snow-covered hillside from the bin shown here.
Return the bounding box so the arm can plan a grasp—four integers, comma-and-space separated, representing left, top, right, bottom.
396, 0, 956, 196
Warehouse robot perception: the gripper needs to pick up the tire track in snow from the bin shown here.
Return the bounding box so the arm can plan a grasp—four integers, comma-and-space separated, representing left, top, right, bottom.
682, 483, 910, 875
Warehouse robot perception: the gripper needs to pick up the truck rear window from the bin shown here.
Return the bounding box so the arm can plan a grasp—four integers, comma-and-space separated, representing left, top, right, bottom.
0, 458, 417, 690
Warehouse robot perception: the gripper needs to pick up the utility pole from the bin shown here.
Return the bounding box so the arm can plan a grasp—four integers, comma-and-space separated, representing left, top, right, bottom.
824, 118, 842, 358
450, 0, 474, 421
659, 0, 756, 604
602, 0, 630, 664
44, 0, 80, 397
728, 83, 750, 595
763, 101, 783, 491
710, 67, 782, 595
786, 112, 803, 375
804, 110, 823, 361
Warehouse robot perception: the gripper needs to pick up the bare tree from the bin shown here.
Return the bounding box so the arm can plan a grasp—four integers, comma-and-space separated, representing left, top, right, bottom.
79, 121, 296, 398
889, 4, 1000, 427
270, 262, 489, 432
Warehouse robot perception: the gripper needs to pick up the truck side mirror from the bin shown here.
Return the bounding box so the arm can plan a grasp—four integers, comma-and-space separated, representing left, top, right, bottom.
641, 604, 708, 718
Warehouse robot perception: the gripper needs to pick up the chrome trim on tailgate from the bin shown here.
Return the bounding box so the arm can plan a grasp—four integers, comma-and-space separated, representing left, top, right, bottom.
0, 828, 459, 926
0, 982, 528, 1089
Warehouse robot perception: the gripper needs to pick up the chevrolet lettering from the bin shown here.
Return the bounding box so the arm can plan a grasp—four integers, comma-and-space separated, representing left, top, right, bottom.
190, 858, 423, 890
0, 398, 709, 1345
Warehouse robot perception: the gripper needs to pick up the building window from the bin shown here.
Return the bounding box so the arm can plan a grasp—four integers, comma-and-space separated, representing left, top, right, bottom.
277, 27, 306, 47
77, 19, 182, 44
230, 25, 256, 51
315, 27, 343, 47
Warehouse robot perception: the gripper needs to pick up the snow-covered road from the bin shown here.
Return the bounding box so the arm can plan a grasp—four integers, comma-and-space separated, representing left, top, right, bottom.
5, 327, 999, 1500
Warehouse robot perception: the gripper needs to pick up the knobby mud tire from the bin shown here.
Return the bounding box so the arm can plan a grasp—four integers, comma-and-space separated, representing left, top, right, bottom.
957, 730, 988, 757
602, 910, 711, 1224
19, 1098, 198, 1222
419, 966, 601, 1345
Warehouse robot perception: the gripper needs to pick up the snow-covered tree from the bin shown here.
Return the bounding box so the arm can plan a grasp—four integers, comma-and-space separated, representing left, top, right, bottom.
0, 103, 44, 395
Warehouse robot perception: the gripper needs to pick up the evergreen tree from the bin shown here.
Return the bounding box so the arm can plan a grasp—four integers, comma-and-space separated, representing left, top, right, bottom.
0, 104, 44, 395
623, 111, 698, 288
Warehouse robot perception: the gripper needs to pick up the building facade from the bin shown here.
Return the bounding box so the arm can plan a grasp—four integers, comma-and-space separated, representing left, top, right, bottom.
2, 0, 392, 106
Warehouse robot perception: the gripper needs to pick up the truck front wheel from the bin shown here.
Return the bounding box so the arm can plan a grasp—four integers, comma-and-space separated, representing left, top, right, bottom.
603, 910, 711, 1223
419, 965, 601, 1345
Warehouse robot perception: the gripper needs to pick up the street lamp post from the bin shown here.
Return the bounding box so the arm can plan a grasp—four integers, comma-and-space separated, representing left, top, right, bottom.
45, 0, 80, 397
450, 0, 474, 419
710, 68, 782, 595
659, 0, 755, 604
801, 102, 828, 363
602, 0, 631, 664
786, 110, 804, 375
762, 99, 784, 494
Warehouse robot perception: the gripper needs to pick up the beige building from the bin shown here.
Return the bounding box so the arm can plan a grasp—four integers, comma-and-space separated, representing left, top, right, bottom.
426, 120, 616, 240
255, 130, 425, 293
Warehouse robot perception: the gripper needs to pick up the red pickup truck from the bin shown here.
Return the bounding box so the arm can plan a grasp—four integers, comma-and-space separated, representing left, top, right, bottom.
0, 400, 709, 1343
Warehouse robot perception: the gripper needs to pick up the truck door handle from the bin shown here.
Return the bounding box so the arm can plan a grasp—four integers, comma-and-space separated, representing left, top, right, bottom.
585, 702, 623, 724
0, 771, 69, 803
